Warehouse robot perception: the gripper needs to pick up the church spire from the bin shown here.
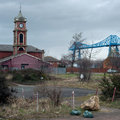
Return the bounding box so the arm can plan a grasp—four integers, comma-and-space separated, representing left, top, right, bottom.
20, 3, 21, 12
14, 6, 26, 22
13, 7, 27, 55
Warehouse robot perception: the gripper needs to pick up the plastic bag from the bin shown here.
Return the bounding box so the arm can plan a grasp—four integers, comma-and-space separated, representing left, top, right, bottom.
83, 110, 94, 118
70, 110, 81, 115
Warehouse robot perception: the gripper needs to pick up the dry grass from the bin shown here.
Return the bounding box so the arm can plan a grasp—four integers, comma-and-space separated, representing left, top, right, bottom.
43, 73, 105, 90
0, 95, 95, 119
0, 98, 73, 120
46, 77, 99, 90
1, 94, 118, 119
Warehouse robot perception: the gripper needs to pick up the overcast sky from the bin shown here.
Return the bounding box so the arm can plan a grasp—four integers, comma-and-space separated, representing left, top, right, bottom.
0, 0, 120, 60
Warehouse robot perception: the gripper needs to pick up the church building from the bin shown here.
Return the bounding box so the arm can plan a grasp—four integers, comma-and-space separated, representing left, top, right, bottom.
0, 10, 45, 70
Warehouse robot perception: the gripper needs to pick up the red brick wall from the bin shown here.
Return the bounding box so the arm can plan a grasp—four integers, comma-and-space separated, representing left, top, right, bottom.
1, 54, 43, 70
0, 51, 12, 59
0, 51, 43, 60
28, 52, 43, 59
91, 68, 108, 73
50, 61, 58, 67
66, 67, 108, 73
66, 67, 79, 73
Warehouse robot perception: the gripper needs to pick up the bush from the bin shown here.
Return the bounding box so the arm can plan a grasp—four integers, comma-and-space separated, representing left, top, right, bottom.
0, 76, 12, 104
99, 74, 120, 100
12, 69, 50, 84
47, 87, 62, 106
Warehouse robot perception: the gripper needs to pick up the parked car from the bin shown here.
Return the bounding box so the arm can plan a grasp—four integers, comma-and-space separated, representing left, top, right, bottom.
107, 69, 117, 73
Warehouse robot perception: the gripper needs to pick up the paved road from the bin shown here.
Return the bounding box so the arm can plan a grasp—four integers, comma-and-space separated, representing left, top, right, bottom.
12, 85, 96, 98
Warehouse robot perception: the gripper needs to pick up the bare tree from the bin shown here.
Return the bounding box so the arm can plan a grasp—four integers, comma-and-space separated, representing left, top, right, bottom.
61, 53, 73, 67
70, 32, 85, 68
63, 32, 97, 80
91, 60, 103, 69
77, 48, 93, 82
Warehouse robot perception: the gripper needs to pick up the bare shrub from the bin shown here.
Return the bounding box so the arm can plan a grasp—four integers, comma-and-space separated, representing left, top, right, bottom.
36, 83, 62, 107
47, 87, 62, 106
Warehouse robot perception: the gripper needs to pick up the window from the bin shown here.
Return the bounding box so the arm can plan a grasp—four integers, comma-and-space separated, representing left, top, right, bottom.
21, 64, 29, 69
19, 47, 24, 51
21, 65, 25, 69
19, 33, 23, 43
2, 65, 8, 70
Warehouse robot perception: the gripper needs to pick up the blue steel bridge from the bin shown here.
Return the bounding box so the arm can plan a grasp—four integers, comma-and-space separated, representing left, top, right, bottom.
69, 35, 120, 60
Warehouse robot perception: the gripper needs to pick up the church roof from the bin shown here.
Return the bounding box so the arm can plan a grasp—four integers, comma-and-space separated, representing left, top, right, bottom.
0, 44, 44, 53
14, 10, 26, 22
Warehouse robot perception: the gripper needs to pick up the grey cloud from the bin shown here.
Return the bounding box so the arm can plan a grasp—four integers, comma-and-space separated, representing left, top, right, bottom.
0, 0, 120, 59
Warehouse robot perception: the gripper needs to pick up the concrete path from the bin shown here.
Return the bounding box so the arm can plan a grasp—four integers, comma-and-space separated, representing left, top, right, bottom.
12, 85, 95, 98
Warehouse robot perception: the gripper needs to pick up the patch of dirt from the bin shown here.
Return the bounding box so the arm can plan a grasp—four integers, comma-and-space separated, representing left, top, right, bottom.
37, 107, 120, 120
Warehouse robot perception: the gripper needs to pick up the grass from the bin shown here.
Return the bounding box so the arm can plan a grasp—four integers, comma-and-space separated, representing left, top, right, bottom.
45, 73, 101, 90
65, 95, 120, 109
0, 94, 95, 120
100, 99, 120, 109
55, 73, 120, 109
1, 72, 120, 119
53, 73, 78, 79
64, 94, 93, 106
0, 98, 74, 119
8, 72, 105, 90
0, 94, 120, 119
49, 73, 114, 90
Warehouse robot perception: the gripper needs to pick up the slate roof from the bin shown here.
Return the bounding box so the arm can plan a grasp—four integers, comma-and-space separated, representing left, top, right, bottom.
0, 44, 43, 53
44, 56, 59, 62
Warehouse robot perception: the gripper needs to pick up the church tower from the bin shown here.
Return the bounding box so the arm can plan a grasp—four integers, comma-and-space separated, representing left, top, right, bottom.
13, 10, 27, 55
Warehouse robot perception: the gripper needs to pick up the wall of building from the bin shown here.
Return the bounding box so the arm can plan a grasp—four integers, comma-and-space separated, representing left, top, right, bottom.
91, 68, 108, 73
0, 51, 43, 60
1, 54, 43, 70
0, 51, 12, 59
66, 67, 108, 73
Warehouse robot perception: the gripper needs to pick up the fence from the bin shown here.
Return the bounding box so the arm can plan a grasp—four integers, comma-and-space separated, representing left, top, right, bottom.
50, 67, 66, 74
43, 67, 66, 74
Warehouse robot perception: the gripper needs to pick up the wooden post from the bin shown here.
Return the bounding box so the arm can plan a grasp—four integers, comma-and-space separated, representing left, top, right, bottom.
96, 88, 98, 96
72, 91, 75, 110
112, 87, 116, 102
22, 88, 24, 99
36, 92, 39, 112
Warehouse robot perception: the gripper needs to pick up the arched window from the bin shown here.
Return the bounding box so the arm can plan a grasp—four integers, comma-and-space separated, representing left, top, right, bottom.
19, 47, 24, 51
19, 33, 23, 43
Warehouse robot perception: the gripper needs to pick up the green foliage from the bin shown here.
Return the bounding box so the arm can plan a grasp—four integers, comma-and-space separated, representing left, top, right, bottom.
100, 99, 120, 109
99, 74, 120, 100
111, 75, 120, 89
0, 76, 12, 104
12, 69, 49, 84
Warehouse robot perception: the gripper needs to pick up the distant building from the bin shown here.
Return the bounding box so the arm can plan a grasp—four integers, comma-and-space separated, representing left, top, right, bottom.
44, 56, 60, 67
103, 48, 120, 69
0, 10, 45, 70
0, 53, 44, 70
